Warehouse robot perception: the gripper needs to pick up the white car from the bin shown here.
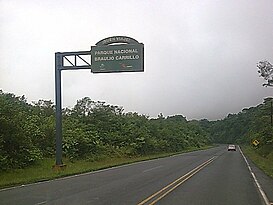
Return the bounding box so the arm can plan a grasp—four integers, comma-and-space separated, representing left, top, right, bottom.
228, 144, 236, 151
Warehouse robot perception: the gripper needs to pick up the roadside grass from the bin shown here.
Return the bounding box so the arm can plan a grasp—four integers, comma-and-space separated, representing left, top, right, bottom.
0, 146, 213, 189
241, 146, 273, 179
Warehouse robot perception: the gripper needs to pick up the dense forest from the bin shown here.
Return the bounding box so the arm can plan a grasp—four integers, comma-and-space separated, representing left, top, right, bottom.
0, 90, 211, 170
206, 97, 273, 159
1, 90, 272, 171
208, 98, 273, 144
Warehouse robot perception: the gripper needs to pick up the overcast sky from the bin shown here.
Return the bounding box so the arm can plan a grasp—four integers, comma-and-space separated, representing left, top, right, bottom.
1, 0, 273, 120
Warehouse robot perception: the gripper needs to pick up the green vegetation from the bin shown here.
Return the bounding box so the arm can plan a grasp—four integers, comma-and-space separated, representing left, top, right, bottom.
242, 146, 273, 178
202, 97, 273, 178
206, 98, 273, 146
1, 89, 273, 188
0, 90, 211, 171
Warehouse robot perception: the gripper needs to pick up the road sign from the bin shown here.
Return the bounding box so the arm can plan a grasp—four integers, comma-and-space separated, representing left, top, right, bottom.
252, 139, 260, 146
91, 36, 144, 73
54, 36, 144, 168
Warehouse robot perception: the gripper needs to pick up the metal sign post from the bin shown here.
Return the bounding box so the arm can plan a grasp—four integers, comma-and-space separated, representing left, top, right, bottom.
53, 51, 91, 169
53, 36, 144, 169
55, 53, 63, 167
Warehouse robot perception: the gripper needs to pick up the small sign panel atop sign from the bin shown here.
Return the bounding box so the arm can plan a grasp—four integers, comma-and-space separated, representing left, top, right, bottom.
91, 36, 144, 73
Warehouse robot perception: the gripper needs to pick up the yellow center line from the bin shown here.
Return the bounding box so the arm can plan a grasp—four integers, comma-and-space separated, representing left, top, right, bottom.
137, 156, 217, 205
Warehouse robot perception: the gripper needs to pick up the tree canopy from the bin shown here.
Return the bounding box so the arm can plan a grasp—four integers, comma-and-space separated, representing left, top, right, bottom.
2, 89, 271, 171
207, 98, 273, 145
0, 91, 211, 170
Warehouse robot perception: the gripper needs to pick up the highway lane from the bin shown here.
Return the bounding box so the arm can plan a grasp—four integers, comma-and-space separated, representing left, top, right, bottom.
156, 147, 263, 205
0, 145, 270, 205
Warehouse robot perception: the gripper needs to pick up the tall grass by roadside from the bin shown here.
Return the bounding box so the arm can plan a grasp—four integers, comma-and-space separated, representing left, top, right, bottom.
0, 146, 213, 189
241, 146, 273, 179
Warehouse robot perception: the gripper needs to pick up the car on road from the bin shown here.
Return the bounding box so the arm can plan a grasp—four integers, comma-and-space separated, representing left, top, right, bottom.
228, 144, 236, 151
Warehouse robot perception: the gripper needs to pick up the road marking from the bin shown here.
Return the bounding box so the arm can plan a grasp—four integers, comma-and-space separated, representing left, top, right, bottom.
35, 201, 47, 205
143, 166, 163, 173
137, 156, 217, 205
239, 146, 271, 205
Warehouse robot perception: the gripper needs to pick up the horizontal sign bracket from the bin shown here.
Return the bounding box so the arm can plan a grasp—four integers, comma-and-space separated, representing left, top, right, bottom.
56, 51, 91, 70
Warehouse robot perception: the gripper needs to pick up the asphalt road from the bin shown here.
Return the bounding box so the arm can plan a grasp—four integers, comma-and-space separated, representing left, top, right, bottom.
0, 145, 272, 205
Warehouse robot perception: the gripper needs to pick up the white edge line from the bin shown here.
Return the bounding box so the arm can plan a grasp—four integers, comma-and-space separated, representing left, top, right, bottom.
239, 146, 271, 205
0, 147, 217, 192
0, 150, 195, 192
143, 165, 163, 173
35, 201, 47, 205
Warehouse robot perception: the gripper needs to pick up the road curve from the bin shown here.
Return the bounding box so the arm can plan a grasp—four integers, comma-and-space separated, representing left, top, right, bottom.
0, 145, 272, 205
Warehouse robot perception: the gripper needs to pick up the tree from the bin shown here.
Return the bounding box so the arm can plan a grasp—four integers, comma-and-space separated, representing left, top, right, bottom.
0, 91, 42, 169
257, 60, 273, 87
0, 90, 212, 169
